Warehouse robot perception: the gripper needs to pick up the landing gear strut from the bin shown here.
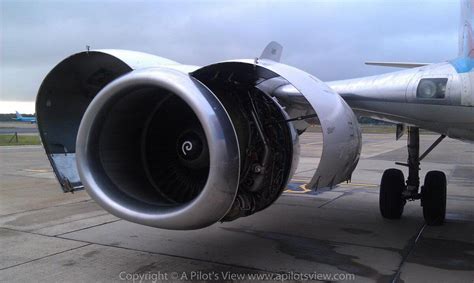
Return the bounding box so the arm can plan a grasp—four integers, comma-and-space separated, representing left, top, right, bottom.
379, 127, 447, 225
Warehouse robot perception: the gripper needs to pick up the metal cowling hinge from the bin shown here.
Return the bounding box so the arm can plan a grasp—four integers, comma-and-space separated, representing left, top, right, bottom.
60, 175, 84, 194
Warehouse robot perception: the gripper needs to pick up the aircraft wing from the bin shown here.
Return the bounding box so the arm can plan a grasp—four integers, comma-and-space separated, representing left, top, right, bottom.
365, 61, 430, 68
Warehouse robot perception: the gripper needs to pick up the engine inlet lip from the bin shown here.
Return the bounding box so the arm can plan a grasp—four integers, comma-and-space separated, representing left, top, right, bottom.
76, 67, 240, 230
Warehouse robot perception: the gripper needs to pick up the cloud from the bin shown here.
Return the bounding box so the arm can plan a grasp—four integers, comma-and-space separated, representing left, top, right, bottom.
0, 0, 459, 105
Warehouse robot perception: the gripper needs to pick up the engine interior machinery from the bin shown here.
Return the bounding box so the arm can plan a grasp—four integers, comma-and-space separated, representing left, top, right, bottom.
36, 50, 361, 230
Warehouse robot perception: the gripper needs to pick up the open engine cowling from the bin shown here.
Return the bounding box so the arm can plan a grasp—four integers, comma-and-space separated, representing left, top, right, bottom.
36, 49, 360, 230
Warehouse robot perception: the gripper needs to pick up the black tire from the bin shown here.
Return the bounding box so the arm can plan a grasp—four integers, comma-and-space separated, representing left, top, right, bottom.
380, 168, 406, 219
422, 171, 447, 226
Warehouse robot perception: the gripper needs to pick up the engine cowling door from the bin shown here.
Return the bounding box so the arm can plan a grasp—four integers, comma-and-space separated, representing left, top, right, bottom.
192, 59, 362, 189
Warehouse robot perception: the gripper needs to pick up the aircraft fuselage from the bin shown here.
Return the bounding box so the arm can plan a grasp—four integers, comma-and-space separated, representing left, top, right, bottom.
328, 60, 474, 141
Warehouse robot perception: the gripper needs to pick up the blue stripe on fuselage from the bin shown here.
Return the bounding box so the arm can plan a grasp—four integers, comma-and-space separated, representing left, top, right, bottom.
450, 57, 474, 73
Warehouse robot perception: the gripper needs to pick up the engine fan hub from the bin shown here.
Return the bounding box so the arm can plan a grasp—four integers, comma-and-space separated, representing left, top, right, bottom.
176, 130, 208, 169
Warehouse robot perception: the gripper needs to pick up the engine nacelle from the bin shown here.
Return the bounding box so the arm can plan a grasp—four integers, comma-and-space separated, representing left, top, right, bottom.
36, 50, 360, 230
76, 68, 243, 230
37, 50, 298, 229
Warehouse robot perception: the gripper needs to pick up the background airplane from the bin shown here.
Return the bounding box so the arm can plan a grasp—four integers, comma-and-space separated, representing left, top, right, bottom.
13, 111, 36, 123
34, 0, 473, 230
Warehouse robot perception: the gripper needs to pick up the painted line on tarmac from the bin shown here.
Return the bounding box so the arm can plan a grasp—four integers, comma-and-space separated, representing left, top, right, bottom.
285, 182, 379, 194
284, 183, 311, 194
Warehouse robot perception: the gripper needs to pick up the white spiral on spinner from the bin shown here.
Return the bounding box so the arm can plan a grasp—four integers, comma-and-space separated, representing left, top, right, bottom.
181, 141, 193, 155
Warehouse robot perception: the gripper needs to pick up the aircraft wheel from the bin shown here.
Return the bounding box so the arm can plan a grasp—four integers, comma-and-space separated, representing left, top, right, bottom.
380, 168, 406, 219
421, 171, 446, 226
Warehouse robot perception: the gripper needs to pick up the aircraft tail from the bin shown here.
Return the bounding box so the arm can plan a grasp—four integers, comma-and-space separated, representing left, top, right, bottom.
15, 111, 23, 119
366, 0, 473, 68
459, 0, 474, 58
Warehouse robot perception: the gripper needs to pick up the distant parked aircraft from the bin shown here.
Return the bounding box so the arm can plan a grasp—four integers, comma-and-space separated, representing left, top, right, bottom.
14, 111, 36, 123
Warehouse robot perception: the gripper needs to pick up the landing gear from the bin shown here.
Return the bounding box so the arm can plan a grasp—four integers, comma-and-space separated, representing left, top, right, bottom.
379, 127, 447, 225
380, 169, 405, 219
421, 171, 447, 225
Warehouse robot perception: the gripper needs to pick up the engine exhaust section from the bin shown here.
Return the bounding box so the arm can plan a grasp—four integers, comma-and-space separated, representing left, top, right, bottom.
36, 50, 360, 230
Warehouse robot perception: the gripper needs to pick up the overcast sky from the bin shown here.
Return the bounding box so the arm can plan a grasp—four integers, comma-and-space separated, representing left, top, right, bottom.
0, 0, 460, 113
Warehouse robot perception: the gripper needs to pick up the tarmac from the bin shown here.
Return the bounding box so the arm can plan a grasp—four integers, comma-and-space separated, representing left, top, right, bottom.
0, 133, 473, 282
0, 122, 38, 134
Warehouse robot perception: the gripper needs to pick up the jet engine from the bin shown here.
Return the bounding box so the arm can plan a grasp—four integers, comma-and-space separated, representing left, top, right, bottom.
36, 50, 361, 230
